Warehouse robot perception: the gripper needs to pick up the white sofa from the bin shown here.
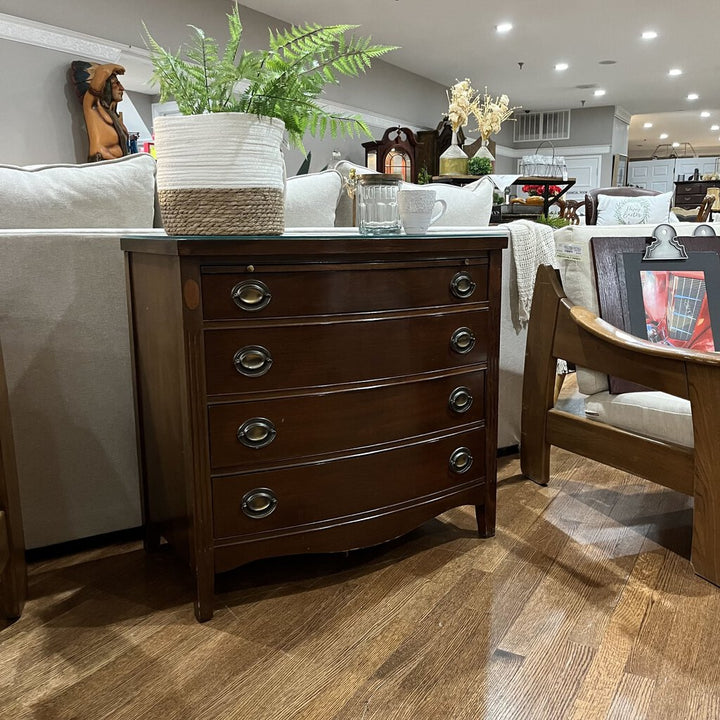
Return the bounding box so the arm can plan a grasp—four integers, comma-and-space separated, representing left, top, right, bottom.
553, 221, 720, 444
1, 155, 540, 549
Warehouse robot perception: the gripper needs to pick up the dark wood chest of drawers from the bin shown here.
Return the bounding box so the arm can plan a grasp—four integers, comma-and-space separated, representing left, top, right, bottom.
674, 180, 716, 209
122, 231, 507, 621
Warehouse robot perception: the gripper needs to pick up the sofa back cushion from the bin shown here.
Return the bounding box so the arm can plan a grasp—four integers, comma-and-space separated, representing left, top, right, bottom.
0, 153, 157, 229
284, 170, 343, 227
332, 160, 494, 228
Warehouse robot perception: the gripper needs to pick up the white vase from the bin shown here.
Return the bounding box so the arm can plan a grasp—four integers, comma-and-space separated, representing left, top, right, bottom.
154, 112, 286, 236
439, 130, 468, 176
473, 138, 495, 162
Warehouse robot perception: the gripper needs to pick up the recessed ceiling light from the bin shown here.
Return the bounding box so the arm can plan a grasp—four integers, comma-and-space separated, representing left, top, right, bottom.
555, 62, 569, 71
712, 124, 720, 131
495, 22, 513, 33
701, 111, 711, 118
668, 68, 683, 76
659, 133, 669, 139
687, 93, 699, 101
672, 142, 680, 147
643, 122, 653, 128
642, 30, 658, 40
594, 89, 606, 96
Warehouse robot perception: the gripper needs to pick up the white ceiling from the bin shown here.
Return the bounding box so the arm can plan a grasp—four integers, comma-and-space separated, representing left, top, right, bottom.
239, 0, 720, 159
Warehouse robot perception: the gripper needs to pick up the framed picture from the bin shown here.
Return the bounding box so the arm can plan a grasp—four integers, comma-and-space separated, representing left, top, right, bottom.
592, 235, 720, 392
611, 153, 628, 187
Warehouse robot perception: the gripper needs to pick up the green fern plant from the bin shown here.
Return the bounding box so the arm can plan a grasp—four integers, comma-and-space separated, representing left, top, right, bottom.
144, 4, 397, 149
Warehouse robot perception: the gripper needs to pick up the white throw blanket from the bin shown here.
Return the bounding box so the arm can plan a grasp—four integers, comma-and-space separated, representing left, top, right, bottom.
501, 219, 558, 330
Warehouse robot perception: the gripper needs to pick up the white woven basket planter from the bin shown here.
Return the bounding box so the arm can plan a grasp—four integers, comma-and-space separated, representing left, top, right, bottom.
154, 113, 285, 236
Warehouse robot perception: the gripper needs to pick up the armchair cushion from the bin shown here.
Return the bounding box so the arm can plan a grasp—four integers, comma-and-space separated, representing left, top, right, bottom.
584, 390, 692, 447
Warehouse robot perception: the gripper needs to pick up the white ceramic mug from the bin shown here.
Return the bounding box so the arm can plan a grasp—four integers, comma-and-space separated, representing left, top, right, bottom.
398, 188, 447, 234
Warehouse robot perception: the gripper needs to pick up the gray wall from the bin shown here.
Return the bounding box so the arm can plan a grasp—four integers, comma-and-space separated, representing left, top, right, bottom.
0, 1, 447, 168
491, 105, 619, 184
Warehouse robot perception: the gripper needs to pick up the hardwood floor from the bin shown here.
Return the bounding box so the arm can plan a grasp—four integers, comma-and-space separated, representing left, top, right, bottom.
2, 447, 719, 719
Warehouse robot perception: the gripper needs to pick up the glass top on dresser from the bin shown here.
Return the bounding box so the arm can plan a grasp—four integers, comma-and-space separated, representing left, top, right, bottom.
123, 226, 509, 242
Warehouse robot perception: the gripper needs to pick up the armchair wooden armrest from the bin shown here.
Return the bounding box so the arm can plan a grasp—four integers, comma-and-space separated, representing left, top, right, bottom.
521, 264, 720, 586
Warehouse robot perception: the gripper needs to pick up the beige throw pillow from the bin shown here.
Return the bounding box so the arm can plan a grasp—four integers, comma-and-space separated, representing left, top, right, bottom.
284, 170, 343, 227
0, 153, 157, 229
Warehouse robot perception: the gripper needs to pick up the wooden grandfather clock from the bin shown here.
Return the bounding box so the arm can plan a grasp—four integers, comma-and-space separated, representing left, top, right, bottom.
362, 126, 421, 183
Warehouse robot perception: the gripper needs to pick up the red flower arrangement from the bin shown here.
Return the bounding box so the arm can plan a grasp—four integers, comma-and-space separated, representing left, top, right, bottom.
522, 184, 562, 196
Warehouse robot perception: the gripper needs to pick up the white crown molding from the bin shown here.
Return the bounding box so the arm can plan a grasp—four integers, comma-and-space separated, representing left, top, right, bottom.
496, 143, 611, 158
0, 13, 153, 92
0, 12, 125, 61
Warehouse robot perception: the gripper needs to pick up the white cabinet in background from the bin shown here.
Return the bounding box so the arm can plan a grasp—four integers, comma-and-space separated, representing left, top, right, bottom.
627, 159, 675, 192
628, 157, 720, 191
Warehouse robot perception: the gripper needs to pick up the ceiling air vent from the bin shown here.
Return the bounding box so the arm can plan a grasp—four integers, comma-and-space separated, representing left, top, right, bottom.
514, 110, 571, 142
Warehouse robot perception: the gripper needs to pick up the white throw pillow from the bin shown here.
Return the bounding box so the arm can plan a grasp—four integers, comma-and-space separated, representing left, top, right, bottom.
421, 178, 493, 227
284, 170, 343, 227
596, 191, 673, 225
0, 153, 157, 229
331, 160, 494, 228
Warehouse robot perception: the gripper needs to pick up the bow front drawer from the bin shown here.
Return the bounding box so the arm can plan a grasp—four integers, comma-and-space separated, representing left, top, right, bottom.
208, 370, 485, 469
211, 428, 486, 540
201, 262, 489, 320
204, 309, 489, 395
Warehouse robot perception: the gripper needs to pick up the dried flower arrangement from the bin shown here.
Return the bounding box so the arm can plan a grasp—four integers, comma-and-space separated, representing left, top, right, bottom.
470, 88, 519, 144
445, 79, 519, 141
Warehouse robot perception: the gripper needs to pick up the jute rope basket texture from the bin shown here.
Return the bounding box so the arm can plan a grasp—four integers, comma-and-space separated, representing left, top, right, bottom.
154, 113, 286, 236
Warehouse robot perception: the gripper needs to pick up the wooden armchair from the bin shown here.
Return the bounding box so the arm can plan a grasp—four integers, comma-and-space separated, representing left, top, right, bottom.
521, 265, 720, 587
0, 339, 26, 624
585, 187, 661, 225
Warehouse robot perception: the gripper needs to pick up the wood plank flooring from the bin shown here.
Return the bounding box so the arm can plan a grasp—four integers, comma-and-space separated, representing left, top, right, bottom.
2, 446, 719, 719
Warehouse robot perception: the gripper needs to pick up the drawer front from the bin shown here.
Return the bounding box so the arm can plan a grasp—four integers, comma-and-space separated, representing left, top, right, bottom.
204, 309, 489, 395
212, 428, 486, 539
201, 262, 488, 320
208, 370, 485, 469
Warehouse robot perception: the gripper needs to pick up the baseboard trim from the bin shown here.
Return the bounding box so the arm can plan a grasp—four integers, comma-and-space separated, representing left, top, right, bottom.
26, 526, 144, 562
497, 444, 519, 457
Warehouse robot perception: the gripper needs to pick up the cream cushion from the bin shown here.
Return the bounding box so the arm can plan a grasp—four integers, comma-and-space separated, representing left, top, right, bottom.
0, 153, 157, 229
596, 191, 673, 226
584, 390, 693, 447
285, 169, 343, 227
332, 160, 494, 227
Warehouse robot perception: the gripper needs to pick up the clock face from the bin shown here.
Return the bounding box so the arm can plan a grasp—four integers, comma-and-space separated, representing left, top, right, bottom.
384, 148, 412, 182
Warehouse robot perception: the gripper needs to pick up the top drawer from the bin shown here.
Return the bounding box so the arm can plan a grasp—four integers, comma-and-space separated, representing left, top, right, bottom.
675, 183, 705, 196
201, 260, 489, 320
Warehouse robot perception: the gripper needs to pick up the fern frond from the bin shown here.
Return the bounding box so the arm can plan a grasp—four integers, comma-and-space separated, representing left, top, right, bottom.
143, 5, 396, 148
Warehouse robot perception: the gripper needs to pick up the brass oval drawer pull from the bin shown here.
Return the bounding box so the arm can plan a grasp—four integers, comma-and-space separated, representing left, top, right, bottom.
241, 488, 278, 519
233, 345, 273, 377
236, 417, 277, 449
230, 279, 271, 311
449, 447, 473, 474
450, 327, 476, 354
448, 386, 474, 414
450, 271, 476, 299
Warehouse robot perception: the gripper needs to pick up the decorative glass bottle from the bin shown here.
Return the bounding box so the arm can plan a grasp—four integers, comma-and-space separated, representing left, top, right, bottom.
439, 130, 468, 176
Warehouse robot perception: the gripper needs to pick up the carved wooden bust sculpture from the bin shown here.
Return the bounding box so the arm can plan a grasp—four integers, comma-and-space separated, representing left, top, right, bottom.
71, 61, 129, 162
